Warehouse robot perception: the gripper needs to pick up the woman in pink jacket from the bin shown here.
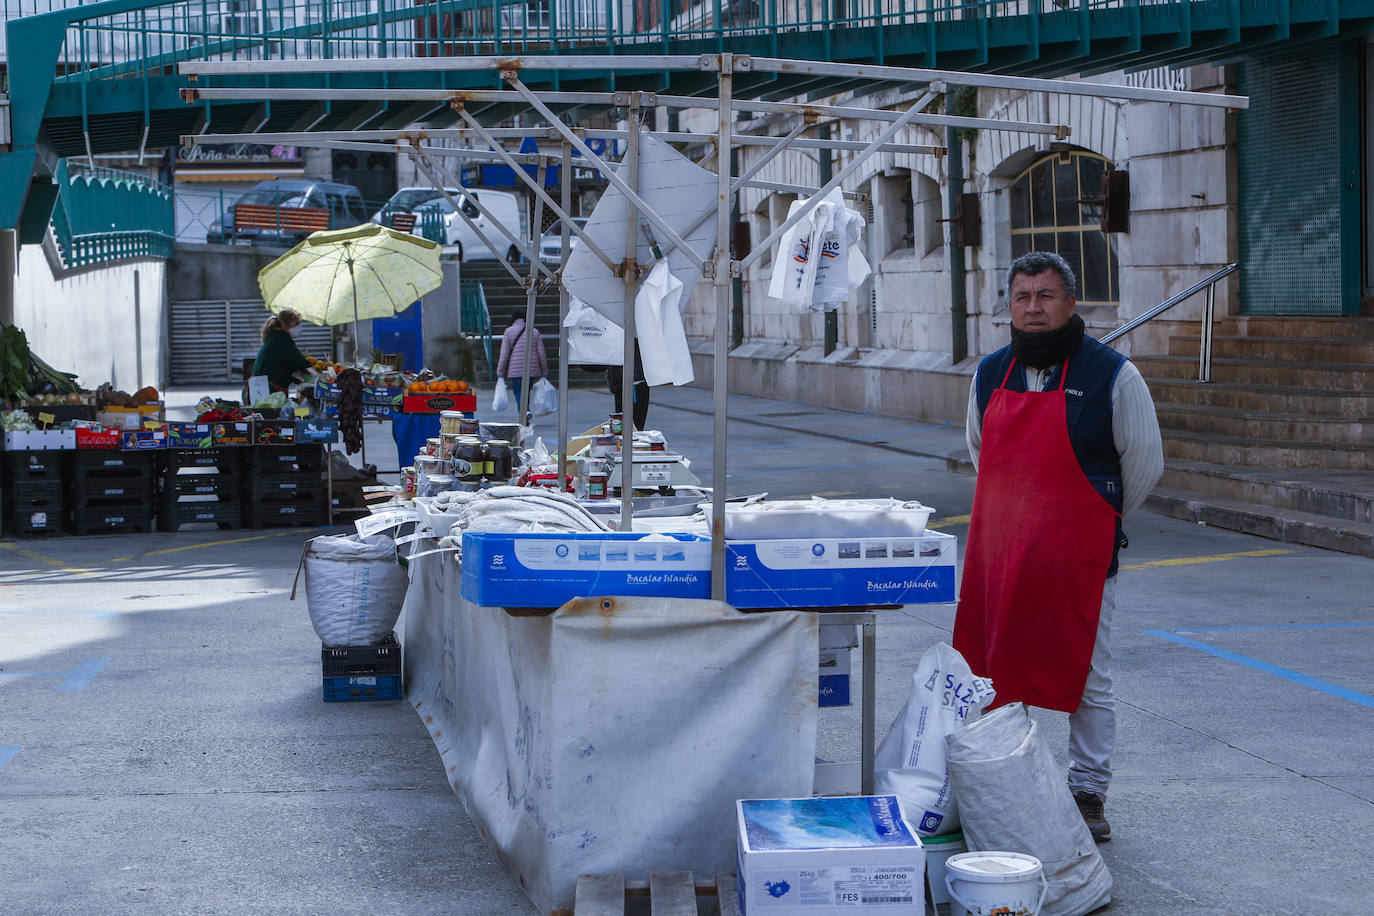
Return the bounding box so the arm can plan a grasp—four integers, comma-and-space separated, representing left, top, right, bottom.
496, 310, 549, 409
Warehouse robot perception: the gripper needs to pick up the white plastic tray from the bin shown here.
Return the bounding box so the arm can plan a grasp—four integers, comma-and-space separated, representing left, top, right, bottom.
700, 498, 933, 540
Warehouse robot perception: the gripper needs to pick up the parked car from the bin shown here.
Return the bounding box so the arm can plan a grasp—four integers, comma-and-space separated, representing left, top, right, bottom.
368, 186, 459, 229
538, 217, 589, 264
208, 179, 367, 245
411, 188, 527, 262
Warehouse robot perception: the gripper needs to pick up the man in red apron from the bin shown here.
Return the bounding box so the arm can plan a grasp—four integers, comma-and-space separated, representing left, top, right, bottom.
953, 252, 1163, 841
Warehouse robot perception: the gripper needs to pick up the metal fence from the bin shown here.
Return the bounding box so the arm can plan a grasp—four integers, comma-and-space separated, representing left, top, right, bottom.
173, 184, 448, 246
48, 159, 175, 268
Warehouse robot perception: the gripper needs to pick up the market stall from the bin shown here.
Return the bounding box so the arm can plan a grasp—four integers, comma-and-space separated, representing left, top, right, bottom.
181, 52, 1246, 916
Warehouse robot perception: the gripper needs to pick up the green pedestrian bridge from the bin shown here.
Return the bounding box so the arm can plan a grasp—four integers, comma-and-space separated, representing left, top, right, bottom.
2, 0, 1371, 254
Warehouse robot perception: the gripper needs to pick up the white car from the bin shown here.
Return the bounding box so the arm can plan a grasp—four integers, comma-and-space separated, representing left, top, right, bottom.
538, 217, 588, 264
372, 186, 528, 263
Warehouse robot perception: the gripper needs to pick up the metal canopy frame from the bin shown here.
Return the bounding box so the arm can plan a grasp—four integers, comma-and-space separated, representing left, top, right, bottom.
179, 53, 1246, 600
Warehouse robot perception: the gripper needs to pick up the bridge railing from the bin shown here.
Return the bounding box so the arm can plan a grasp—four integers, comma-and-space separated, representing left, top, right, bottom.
9, 0, 1212, 86
48, 158, 175, 268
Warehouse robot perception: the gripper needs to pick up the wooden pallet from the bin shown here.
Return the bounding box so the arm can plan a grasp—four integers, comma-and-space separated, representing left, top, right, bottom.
569, 872, 741, 916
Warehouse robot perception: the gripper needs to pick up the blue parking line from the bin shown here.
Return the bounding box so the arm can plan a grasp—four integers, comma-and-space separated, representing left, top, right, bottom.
0, 609, 118, 619
0, 747, 19, 769
1146, 630, 1374, 709
58, 658, 110, 691
1176, 622, 1374, 633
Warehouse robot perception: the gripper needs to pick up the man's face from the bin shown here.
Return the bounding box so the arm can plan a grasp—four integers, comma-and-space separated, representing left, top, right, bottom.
1009, 270, 1075, 333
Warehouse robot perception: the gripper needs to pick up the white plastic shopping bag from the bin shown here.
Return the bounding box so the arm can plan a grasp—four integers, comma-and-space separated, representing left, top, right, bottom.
491, 377, 511, 412
529, 378, 559, 416
874, 642, 996, 836
813, 201, 871, 307
767, 197, 826, 309
563, 296, 625, 364
635, 259, 693, 387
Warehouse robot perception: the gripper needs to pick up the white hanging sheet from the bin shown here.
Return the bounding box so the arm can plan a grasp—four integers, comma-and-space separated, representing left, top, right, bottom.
403, 554, 819, 915
635, 259, 693, 387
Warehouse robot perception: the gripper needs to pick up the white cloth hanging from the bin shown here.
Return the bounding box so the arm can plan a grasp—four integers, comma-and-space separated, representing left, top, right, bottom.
634, 259, 694, 387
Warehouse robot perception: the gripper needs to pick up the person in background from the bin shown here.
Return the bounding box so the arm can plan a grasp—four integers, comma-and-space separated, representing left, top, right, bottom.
497, 308, 549, 410
252, 308, 310, 393
607, 341, 649, 431
953, 251, 1164, 843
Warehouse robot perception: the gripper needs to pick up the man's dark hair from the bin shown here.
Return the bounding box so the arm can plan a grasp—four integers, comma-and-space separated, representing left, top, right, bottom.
1007, 251, 1078, 299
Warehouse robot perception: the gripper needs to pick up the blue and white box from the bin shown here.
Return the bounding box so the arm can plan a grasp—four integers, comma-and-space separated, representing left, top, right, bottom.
819, 649, 851, 708
737, 795, 926, 914
460, 531, 711, 608
725, 531, 956, 609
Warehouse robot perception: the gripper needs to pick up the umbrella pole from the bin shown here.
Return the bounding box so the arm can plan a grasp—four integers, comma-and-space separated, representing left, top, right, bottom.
348, 253, 368, 469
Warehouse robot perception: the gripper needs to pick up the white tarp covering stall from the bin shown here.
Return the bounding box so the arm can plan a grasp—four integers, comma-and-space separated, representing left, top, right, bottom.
403, 553, 819, 914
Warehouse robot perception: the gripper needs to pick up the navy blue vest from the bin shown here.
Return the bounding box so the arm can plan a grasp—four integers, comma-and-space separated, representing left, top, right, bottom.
975, 335, 1128, 576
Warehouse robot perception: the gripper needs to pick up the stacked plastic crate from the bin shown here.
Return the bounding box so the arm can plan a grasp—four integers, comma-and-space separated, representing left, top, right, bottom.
321, 632, 403, 701
242, 421, 326, 528
156, 445, 242, 532
4, 450, 67, 537
67, 451, 155, 535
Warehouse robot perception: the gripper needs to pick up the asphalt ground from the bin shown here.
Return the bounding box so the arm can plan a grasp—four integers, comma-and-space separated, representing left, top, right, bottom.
2, 384, 1371, 914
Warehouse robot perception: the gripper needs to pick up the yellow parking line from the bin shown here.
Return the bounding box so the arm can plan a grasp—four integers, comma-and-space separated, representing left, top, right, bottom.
0, 541, 100, 578
1120, 548, 1294, 571
108, 527, 329, 564
926, 514, 972, 530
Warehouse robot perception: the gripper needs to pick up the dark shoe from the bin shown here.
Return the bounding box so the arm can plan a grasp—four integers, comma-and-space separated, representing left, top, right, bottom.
1074, 791, 1111, 842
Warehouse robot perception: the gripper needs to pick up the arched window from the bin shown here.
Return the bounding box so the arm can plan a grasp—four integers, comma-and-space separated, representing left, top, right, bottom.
1008, 152, 1119, 305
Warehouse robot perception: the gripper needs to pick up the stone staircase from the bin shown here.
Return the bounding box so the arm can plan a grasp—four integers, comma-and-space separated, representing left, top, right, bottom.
460, 259, 585, 386
1133, 316, 1374, 556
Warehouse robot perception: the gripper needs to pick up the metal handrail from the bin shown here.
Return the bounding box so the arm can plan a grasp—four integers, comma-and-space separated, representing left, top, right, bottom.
1101, 262, 1237, 383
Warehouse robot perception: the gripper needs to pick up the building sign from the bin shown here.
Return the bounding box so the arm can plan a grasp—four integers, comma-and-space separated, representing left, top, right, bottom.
473, 136, 622, 188
176, 142, 303, 182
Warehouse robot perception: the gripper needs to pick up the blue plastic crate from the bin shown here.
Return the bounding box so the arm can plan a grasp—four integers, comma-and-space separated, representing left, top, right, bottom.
322, 674, 403, 702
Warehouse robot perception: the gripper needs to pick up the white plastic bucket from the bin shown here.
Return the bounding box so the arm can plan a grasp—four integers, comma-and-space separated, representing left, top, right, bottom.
944, 851, 1048, 916
920, 832, 967, 905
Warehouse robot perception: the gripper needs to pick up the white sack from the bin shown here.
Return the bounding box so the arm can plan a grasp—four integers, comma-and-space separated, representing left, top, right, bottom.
563, 296, 625, 365
767, 189, 872, 311
874, 642, 996, 836
529, 378, 559, 416
491, 377, 511, 412
634, 259, 694, 387
946, 703, 1112, 916
304, 534, 408, 646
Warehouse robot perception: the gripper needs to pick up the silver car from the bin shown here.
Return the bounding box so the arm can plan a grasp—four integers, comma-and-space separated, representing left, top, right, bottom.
538, 217, 588, 264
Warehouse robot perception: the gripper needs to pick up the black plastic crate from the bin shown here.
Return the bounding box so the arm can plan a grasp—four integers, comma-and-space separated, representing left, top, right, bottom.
322, 675, 403, 702
5, 450, 65, 483
244, 473, 323, 500
159, 472, 237, 499
247, 445, 325, 474
160, 448, 242, 473
68, 503, 153, 536
241, 500, 324, 529
10, 478, 64, 507
11, 508, 65, 537
69, 476, 155, 505
69, 449, 155, 480
251, 419, 297, 446
156, 498, 242, 532
321, 632, 401, 677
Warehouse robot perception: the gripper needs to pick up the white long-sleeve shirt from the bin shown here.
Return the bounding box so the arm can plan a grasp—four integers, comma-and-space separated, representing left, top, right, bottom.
965, 358, 1165, 519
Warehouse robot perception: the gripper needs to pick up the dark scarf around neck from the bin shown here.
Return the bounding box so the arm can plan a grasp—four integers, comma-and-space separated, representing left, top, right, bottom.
1010, 314, 1085, 370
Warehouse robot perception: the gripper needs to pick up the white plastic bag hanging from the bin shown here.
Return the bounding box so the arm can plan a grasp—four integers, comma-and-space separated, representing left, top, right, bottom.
491, 378, 511, 412
813, 200, 871, 307
529, 378, 559, 416
564, 297, 626, 365
768, 189, 871, 311
874, 642, 996, 836
635, 259, 693, 387
767, 197, 827, 309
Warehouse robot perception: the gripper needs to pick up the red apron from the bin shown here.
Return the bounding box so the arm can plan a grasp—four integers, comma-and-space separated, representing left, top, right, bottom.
952, 359, 1117, 713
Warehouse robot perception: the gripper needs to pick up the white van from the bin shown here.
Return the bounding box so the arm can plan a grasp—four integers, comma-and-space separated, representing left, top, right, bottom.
373, 186, 528, 262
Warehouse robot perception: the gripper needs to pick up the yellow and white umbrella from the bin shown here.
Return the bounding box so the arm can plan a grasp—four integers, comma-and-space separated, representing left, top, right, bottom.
257, 222, 443, 352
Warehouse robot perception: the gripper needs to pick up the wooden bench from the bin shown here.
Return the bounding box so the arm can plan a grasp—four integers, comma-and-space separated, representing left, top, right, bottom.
569, 872, 741, 916
233, 202, 330, 235
387, 211, 417, 233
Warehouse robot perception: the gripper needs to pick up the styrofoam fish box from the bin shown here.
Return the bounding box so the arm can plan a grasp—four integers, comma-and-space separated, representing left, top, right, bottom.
737, 795, 926, 914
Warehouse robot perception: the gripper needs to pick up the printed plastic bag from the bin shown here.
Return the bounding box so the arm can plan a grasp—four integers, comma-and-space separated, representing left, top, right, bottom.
564, 297, 625, 365
947, 704, 1112, 916
767, 197, 827, 309
530, 378, 559, 416
812, 203, 871, 308
492, 377, 511, 412
874, 642, 996, 836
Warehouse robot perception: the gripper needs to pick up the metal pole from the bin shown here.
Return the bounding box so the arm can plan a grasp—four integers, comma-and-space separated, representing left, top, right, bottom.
1200, 282, 1215, 383
557, 140, 572, 488
730, 146, 744, 350
819, 124, 837, 356
133, 269, 143, 389
225, 300, 233, 383
946, 93, 968, 365
620, 96, 643, 533
711, 56, 734, 600
861, 618, 876, 794
521, 162, 549, 426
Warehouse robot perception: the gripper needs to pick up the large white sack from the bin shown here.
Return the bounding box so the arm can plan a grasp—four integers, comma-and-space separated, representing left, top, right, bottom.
303, 534, 408, 646
946, 703, 1112, 916
874, 642, 996, 836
